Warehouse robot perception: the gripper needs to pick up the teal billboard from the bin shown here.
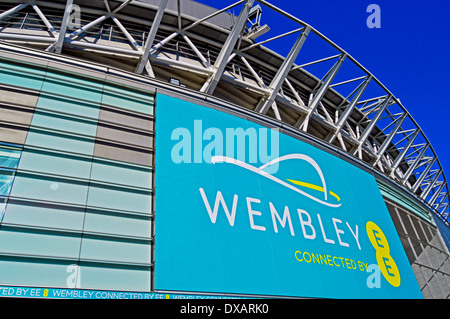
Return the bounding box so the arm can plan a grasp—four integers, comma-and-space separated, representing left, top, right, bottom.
154, 94, 423, 299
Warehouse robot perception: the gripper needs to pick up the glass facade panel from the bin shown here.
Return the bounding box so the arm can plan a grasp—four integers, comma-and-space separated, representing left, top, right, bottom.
0, 169, 15, 196
102, 84, 154, 115
0, 146, 21, 169
2, 202, 85, 231
25, 131, 95, 155
0, 258, 72, 287
90, 160, 152, 189
10, 175, 89, 206
0, 59, 155, 293
30, 113, 98, 137
37, 95, 100, 120
0, 61, 46, 90
41, 72, 103, 104
83, 211, 151, 239
80, 236, 150, 264
87, 185, 151, 214
79, 264, 151, 292
18, 150, 92, 180
0, 228, 81, 259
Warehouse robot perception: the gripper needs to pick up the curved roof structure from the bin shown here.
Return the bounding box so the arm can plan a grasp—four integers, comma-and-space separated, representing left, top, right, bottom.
0, 0, 448, 225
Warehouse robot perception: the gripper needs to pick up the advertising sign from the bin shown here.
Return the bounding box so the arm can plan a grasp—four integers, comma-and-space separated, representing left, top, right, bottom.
154, 94, 423, 298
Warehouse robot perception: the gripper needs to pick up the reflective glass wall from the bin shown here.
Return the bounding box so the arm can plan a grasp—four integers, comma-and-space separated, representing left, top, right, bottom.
0, 59, 154, 292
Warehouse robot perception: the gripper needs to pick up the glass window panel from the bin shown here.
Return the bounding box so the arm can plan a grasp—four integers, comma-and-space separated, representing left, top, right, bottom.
102, 85, 154, 115
10, 175, 89, 205
41, 72, 103, 104
83, 211, 151, 238
19, 150, 92, 179
80, 236, 150, 264
0, 145, 22, 169
0, 61, 46, 90
0, 197, 7, 223
0, 257, 73, 287
87, 185, 151, 214
90, 159, 152, 189
0, 228, 81, 258
36, 95, 100, 121
2, 202, 85, 231
25, 131, 95, 156
79, 263, 151, 292
0, 169, 15, 196
30, 113, 98, 137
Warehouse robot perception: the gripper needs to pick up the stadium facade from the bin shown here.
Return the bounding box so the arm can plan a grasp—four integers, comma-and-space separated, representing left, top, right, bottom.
0, 0, 448, 299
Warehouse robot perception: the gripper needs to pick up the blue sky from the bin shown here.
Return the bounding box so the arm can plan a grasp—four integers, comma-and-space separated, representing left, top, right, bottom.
197, 0, 450, 181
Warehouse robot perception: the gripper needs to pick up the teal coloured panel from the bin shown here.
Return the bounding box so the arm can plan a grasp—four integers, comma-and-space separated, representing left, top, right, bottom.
0, 146, 21, 169
0, 258, 73, 287
0, 228, 81, 259
79, 264, 150, 292
0, 61, 46, 90
90, 160, 152, 189
87, 186, 151, 214
18, 150, 92, 179
83, 211, 151, 238
41, 72, 103, 104
2, 203, 85, 231
0, 197, 6, 222
10, 175, 89, 206
30, 113, 98, 137
102, 84, 154, 115
25, 131, 95, 155
36, 95, 100, 121
80, 237, 150, 264
0, 170, 15, 197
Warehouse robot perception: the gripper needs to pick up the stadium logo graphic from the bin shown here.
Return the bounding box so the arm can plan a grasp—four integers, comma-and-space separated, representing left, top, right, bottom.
211, 153, 342, 208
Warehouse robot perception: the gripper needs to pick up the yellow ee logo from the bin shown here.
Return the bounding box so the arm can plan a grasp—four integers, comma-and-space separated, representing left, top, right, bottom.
366, 221, 400, 287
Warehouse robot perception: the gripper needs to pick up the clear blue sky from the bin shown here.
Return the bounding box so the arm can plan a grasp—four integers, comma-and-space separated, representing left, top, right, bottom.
197, 0, 450, 181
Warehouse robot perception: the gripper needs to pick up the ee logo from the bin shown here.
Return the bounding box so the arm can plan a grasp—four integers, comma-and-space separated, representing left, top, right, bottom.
366, 221, 401, 287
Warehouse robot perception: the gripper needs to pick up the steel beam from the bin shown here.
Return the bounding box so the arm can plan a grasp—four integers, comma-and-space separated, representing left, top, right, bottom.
351, 95, 391, 155
298, 53, 346, 131
421, 169, 442, 200
429, 182, 445, 207
51, 0, 73, 54
326, 75, 372, 143
255, 26, 311, 114
201, 0, 256, 95
136, 0, 169, 74
373, 112, 407, 165
401, 143, 429, 185
0, 3, 29, 21
411, 157, 437, 193
389, 130, 420, 178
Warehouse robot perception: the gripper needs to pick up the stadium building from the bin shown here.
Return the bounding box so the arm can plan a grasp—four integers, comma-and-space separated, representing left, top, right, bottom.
0, 0, 448, 299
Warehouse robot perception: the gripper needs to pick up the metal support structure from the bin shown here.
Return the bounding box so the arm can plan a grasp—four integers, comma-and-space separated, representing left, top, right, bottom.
201, 0, 256, 95
297, 53, 347, 131
401, 143, 429, 185
429, 182, 446, 207
136, 0, 169, 75
255, 26, 310, 114
411, 157, 437, 193
372, 112, 408, 166
389, 129, 420, 178
421, 169, 443, 200
326, 75, 372, 143
50, 0, 73, 53
351, 95, 391, 155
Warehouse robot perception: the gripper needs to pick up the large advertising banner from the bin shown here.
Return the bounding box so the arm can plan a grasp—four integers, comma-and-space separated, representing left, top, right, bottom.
154, 94, 423, 298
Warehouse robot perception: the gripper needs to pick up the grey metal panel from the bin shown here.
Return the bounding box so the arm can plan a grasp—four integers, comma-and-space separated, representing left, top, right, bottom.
93, 143, 153, 167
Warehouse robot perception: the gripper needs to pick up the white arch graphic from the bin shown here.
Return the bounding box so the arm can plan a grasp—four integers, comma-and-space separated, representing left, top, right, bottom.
211, 154, 341, 208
